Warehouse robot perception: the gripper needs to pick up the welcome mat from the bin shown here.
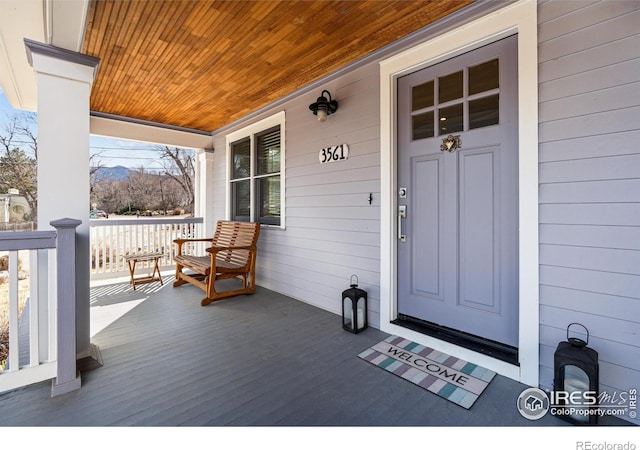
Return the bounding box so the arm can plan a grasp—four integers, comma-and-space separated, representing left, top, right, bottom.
358, 335, 496, 409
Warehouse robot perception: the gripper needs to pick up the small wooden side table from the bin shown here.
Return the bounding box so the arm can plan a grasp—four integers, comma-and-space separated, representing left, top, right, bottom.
123, 252, 164, 290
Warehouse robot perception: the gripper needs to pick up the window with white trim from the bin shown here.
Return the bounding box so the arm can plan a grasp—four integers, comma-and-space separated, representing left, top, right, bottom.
227, 112, 285, 227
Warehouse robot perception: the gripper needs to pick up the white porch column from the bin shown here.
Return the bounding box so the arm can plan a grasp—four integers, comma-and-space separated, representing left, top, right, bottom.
25, 39, 99, 360
195, 148, 215, 237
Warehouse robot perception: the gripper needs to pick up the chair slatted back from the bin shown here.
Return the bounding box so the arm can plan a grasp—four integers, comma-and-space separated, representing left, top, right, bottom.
212, 221, 260, 268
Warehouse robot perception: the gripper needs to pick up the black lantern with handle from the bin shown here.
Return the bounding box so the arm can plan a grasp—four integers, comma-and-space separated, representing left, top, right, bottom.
342, 275, 368, 333
553, 323, 599, 425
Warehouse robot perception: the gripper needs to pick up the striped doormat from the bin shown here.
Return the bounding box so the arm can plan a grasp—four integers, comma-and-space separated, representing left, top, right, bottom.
358, 335, 496, 409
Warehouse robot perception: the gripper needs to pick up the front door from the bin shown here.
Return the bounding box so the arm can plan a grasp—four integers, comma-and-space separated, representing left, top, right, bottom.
397, 35, 519, 347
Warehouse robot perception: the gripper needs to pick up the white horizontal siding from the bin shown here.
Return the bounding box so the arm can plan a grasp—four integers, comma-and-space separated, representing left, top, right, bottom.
540, 154, 640, 184
540, 265, 640, 300
288, 179, 378, 199
212, 63, 382, 327
540, 203, 640, 226
540, 285, 640, 323
285, 216, 380, 234
259, 232, 380, 261
537, 0, 594, 25
539, 106, 640, 142
539, 35, 638, 84
540, 179, 640, 203
539, 81, 640, 124
539, 59, 640, 103
540, 224, 640, 250
538, 0, 639, 425
539, 129, 640, 162
539, 6, 640, 62
540, 244, 640, 276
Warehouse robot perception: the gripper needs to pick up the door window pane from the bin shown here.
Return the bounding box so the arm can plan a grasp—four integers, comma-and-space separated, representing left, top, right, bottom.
412, 111, 434, 140
412, 80, 434, 111
438, 71, 463, 103
469, 94, 499, 129
231, 138, 251, 179
438, 103, 463, 135
232, 179, 250, 221
469, 59, 499, 95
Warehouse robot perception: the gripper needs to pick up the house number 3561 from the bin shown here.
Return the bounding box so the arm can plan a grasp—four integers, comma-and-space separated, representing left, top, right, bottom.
319, 144, 349, 164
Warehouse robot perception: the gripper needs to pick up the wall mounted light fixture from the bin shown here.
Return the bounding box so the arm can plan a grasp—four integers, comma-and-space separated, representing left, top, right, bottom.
309, 89, 338, 122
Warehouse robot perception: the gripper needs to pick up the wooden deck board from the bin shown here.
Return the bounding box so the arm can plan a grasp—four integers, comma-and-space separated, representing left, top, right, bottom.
0, 278, 621, 427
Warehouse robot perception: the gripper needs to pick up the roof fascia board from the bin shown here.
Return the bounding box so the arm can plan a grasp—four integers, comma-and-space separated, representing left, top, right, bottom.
90, 112, 213, 150
91, 111, 212, 136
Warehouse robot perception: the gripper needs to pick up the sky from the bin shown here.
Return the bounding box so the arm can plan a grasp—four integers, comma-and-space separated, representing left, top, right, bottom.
0, 86, 189, 172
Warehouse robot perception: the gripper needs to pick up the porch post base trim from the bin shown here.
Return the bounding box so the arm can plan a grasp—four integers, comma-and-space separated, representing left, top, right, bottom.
77, 343, 104, 373
51, 373, 82, 397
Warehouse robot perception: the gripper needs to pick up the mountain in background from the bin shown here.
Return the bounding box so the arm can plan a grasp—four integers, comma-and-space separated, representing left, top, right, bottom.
93, 165, 132, 181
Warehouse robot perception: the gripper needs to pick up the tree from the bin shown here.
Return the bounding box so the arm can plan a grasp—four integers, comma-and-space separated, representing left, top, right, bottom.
89, 152, 105, 206
157, 146, 195, 213
0, 114, 38, 220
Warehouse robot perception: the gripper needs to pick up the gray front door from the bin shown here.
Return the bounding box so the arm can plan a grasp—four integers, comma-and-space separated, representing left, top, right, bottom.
397, 35, 519, 347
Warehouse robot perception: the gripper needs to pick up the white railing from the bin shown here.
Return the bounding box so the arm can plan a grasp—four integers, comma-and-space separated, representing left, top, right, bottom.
89, 217, 204, 280
0, 219, 81, 395
0, 232, 57, 393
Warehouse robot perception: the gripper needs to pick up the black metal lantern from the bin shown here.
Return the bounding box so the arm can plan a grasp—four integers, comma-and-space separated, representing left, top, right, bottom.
342, 275, 367, 333
309, 89, 338, 122
553, 323, 599, 425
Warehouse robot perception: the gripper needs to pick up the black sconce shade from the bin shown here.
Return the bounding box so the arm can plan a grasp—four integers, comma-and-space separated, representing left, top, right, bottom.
309, 89, 338, 122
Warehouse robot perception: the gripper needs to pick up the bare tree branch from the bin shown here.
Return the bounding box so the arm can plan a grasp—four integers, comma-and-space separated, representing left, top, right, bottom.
0, 113, 38, 220
157, 146, 195, 213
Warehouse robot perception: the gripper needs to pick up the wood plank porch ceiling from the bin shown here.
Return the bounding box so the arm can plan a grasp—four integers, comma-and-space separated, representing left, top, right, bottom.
82, 0, 474, 133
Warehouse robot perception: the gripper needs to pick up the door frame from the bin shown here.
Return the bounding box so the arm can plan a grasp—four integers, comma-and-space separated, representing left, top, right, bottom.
379, 0, 539, 385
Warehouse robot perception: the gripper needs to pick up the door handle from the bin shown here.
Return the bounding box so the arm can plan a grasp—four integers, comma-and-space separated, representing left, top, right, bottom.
398, 205, 407, 242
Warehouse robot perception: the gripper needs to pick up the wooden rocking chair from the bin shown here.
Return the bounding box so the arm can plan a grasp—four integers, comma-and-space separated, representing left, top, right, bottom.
173, 220, 260, 306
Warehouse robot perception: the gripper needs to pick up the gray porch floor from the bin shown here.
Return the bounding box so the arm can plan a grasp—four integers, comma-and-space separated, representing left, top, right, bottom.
0, 276, 629, 427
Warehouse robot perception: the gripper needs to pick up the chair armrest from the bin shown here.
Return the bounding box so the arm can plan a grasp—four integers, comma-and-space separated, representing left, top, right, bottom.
206, 244, 257, 254
173, 237, 213, 255
174, 238, 213, 244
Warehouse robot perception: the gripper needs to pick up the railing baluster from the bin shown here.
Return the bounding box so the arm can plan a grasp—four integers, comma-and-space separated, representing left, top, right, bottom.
102, 226, 108, 273
28, 249, 39, 367
8, 251, 19, 372
102, 226, 107, 273
116, 224, 121, 272
48, 247, 57, 362
128, 222, 133, 255
96, 227, 102, 274
134, 222, 139, 253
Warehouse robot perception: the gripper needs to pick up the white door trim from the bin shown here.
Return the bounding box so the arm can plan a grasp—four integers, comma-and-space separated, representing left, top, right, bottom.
379, 0, 539, 385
